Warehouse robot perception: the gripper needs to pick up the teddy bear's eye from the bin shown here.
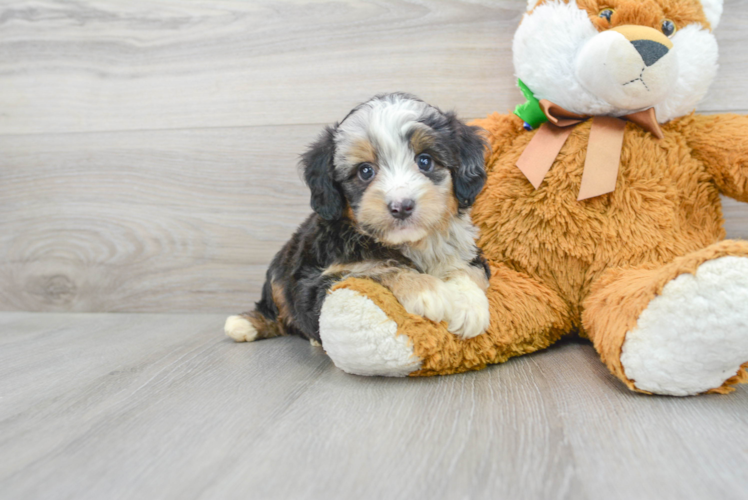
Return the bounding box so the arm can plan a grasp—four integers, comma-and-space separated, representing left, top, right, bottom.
661, 19, 677, 37
599, 8, 614, 23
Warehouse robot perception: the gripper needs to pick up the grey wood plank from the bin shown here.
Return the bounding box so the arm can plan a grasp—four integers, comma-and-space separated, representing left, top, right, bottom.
0, 313, 746, 500
0, 126, 312, 313
202, 347, 587, 500
0, 0, 747, 136
723, 196, 748, 239
0, 313, 333, 499
539, 346, 748, 500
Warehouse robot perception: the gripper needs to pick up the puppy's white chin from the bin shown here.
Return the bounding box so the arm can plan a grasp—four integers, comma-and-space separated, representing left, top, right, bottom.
382, 225, 429, 245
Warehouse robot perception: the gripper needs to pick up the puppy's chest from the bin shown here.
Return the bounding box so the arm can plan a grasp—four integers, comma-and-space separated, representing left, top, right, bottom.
401, 229, 477, 278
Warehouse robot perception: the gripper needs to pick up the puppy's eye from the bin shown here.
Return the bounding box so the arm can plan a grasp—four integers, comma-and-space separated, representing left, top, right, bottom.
661, 19, 676, 37
416, 154, 434, 173
599, 8, 614, 23
358, 163, 375, 182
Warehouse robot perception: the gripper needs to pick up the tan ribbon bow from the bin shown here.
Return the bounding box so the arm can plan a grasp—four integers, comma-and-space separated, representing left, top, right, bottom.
516, 100, 664, 201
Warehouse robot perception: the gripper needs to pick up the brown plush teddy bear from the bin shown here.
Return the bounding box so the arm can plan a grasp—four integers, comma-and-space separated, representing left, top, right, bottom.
316, 0, 748, 396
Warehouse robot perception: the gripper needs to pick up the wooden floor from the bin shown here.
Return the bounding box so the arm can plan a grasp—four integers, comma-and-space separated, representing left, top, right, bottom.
1, 312, 747, 500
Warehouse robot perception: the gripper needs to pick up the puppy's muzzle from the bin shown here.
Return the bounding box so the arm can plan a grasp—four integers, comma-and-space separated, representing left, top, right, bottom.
388, 199, 415, 220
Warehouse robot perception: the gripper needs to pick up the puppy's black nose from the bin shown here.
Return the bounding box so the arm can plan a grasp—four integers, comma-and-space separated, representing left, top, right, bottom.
388, 199, 415, 220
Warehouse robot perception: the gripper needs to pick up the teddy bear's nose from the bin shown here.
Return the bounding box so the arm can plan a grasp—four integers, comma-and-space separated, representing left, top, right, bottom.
631, 39, 670, 67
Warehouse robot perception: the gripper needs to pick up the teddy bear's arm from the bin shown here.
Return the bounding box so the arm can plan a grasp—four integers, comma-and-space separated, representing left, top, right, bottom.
681, 114, 748, 203
469, 113, 526, 172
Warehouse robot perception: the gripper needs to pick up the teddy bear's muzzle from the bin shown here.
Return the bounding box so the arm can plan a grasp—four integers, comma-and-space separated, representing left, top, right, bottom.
575, 25, 678, 112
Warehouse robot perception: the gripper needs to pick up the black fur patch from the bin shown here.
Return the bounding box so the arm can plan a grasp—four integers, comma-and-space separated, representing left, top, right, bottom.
255, 214, 414, 342
415, 111, 488, 209
301, 126, 345, 221
470, 248, 491, 281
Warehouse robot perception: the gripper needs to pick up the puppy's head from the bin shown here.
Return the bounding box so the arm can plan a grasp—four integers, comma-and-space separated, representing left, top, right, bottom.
301, 93, 487, 246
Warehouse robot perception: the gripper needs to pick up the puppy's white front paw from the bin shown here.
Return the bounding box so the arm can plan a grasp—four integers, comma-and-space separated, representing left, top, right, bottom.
224, 315, 258, 342
397, 282, 453, 325
444, 276, 490, 339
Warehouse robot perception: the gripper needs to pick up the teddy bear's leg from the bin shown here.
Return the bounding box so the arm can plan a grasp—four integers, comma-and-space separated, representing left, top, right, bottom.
319, 264, 573, 377
583, 240, 748, 396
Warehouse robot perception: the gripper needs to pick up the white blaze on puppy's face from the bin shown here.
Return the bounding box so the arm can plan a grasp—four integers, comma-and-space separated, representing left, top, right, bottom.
334, 95, 457, 246
514, 0, 720, 122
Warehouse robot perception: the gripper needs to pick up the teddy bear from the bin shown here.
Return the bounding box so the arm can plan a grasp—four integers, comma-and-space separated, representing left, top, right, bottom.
317, 0, 748, 396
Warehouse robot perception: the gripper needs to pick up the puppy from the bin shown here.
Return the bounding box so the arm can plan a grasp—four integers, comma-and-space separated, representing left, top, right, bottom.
225, 93, 491, 346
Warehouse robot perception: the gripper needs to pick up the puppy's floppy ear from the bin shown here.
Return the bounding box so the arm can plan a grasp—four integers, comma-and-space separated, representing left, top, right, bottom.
301, 125, 344, 221
448, 114, 488, 209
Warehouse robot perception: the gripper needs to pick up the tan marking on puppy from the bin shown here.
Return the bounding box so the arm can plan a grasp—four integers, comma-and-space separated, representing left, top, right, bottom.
344, 205, 358, 223
346, 138, 378, 166
409, 127, 436, 154
323, 260, 401, 279
271, 281, 291, 334
357, 187, 397, 240
422, 175, 459, 234
249, 311, 284, 339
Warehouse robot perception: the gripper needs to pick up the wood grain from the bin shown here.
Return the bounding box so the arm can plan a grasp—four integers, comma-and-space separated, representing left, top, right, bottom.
0, 0, 747, 313
0, 0, 521, 135
1, 0, 747, 135
0, 126, 312, 312
0, 312, 746, 500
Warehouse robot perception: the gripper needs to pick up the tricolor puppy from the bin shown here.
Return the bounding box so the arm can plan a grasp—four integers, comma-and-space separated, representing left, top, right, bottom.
225, 93, 491, 346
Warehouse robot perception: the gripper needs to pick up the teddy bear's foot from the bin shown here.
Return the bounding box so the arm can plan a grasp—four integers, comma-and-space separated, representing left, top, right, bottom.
319, 287, 422, 377
619, 256, 748, 396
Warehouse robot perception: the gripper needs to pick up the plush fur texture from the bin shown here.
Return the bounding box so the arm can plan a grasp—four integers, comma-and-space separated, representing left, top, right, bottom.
515, 0, 718, 123
320, 287, 421, 376
318, 0, 748, 395
226, 93, 491, 346
619, 256, 748, 396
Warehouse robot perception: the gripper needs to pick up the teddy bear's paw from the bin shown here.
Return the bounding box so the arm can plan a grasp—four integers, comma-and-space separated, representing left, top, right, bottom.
224, 315, 258, 342
620, 256, 748, 396
444, 276, 491, 339
396, 281, 453, 326
319, 288, 422, 377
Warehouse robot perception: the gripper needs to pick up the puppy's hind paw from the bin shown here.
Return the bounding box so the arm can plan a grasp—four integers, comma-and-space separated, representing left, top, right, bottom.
224, 315, 258, 342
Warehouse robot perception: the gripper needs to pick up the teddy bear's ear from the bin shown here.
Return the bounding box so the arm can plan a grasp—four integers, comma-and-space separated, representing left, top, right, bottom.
699, 0, 723, 30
